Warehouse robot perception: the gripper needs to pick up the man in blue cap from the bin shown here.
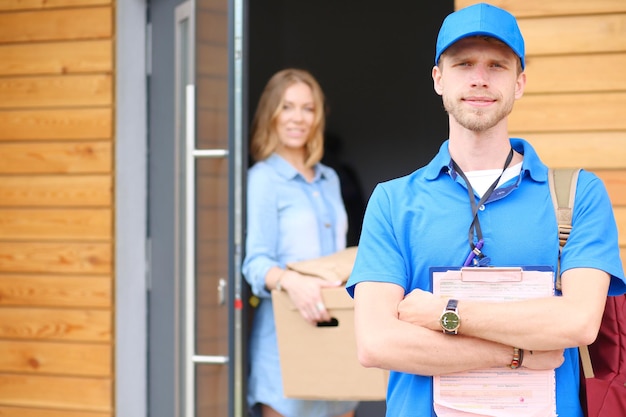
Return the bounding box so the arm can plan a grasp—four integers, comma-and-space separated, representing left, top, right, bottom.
347, 3, 625, 416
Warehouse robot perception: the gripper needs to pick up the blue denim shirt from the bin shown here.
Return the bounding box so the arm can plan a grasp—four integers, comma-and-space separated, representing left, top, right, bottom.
243, 153, 348, 298
242, 153, 355, 417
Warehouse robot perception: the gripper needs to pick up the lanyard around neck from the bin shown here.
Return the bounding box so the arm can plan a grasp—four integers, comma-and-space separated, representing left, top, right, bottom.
451, 148, 514, 266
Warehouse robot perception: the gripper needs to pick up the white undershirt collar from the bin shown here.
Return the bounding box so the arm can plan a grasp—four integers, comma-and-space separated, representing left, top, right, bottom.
464, 161, 523, 197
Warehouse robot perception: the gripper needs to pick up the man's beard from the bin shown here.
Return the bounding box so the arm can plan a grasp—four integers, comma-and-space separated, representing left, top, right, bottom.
443, 93, 514, 132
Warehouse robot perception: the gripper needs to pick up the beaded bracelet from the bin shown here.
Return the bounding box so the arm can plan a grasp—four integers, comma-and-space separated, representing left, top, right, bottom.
510, 347, 524, 369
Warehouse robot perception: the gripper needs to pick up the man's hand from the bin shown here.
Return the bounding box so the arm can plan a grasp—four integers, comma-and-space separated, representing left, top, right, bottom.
519, 349, 565, 370
397, 288, 446, 331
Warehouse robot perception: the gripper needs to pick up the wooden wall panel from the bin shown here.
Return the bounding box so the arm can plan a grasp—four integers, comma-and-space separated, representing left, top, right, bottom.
0, 308, 110, 342
0, 374, 111, 411
0, 1, 111, 11
510, 92, 626, 133
520, 14, 626, 56
524, 53, 626, 94
0, 407, 109, 417
0, 209, 111, 240
0, 242, 111, 274
0, 176, 111, 207
0, 40, 112, 76
0, 75, 112, 109
0, 275, 111, 308
456, 0, 626, 17
516, 132, 626, 169
0, 142, 111, 174
0, 109, 112, 141
0, 0, 114, 415
456, 2, 626, 56
0, 340, 110, 376
0, 8, 112, 42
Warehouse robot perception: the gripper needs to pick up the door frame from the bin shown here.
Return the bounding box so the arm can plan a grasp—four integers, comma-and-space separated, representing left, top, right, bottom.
147, 0, 189, 416
115, 1, 148, 416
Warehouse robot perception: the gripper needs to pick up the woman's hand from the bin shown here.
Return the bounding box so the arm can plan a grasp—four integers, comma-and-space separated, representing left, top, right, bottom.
280, 270, 343, 325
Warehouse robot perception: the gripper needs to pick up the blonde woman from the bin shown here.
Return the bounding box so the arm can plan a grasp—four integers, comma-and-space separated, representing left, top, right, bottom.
242, 69, 357, 417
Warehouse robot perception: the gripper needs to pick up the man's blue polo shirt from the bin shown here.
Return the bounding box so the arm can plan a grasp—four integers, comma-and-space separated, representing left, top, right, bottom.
347, 138, 626, 417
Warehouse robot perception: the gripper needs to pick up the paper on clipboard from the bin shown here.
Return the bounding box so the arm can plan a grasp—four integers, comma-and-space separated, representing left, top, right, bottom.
431, 266, 557, 417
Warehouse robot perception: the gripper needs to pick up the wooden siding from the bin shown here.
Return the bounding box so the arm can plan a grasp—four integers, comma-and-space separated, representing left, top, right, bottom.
0, 0, 114, 416
457, 0, 626, 274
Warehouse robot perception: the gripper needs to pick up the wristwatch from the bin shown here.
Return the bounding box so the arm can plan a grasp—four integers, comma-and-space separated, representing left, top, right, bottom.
440, 299, 461, 335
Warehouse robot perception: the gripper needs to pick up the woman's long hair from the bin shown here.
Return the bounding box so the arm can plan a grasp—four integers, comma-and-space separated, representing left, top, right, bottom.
250, 68, 326, 167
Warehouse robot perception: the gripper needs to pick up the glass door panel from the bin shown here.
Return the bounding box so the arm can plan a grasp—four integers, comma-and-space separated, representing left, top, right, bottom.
195, 157, 229, 360
193, 0, 230, 415
190, 0, 245, 416
176, 0, 244, 415
196, 1, 229, 151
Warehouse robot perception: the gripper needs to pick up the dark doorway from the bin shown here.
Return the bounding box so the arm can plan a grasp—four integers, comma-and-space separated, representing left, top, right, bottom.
247, 1, 454, 416
249, 1, 453, 198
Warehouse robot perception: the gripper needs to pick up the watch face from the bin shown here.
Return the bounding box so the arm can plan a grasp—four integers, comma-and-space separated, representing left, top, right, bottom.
440, 311, 460, 331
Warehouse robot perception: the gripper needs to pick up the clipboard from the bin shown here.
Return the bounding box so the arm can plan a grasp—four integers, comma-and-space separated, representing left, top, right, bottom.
430, 266, 557, 417
431, 266, 554, 302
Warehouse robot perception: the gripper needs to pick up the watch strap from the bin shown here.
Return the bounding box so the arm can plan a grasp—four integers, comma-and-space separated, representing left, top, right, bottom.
445, 298, 458, 312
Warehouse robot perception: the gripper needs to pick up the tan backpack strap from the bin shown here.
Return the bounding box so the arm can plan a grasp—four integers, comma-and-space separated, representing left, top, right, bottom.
548, 168, 580, 291
548, 168, 593, 378
579, 344, 595, 378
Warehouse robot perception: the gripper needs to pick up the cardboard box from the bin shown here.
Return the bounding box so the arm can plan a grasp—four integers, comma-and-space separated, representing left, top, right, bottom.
272, 286, 388, 400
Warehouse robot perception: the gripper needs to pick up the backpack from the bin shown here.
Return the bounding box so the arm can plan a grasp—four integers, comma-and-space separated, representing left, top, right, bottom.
548, 168, 626, 417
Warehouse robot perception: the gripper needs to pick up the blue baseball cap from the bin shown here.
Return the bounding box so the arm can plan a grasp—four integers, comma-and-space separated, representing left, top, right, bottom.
435, 3, 525, 69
